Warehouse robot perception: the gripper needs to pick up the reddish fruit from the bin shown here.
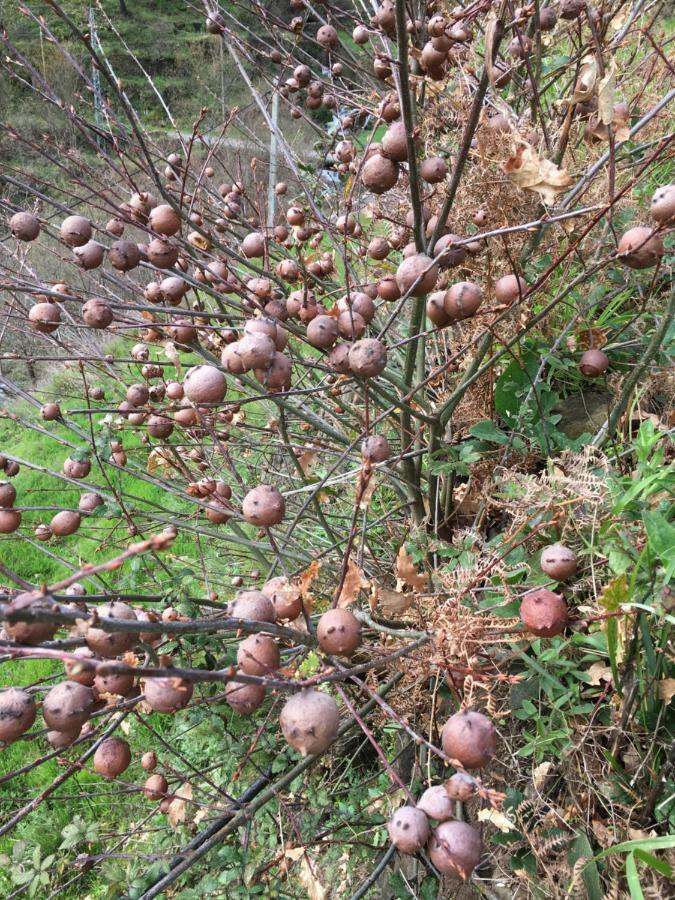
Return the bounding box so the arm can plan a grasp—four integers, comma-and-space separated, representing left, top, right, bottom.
143, 676, 193, 713
445, 772, 476, 801
230, 590, 275, 623
242, 485, 285, 527
42, 681, 95, 732
317, 608, 362, 656
520, 588, 568, 637
388, 805, 430, 853
224, 676, 266, 715
417, 786, 453, 821
237, 634, 280, 675
617, 226, 664, 268
579, 348, 609, 377
94, 737, 131, 778
280, 689, 340, 755
428, 821, 482, 879
85, 601, 138, 657
0, 688, 36, 745
441, 709, 497, 769
540, 544, 577, 580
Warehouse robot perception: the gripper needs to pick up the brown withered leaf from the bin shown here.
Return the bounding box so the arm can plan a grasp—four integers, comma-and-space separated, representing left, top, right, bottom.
484, 9, 499, 87
370, 584, 414, 616
571, 55, 598, 103
168, 782, 193, 829
395, 545, 428, 593
358, 471, 377, 510
298, 449, 319, 476
504, 141, 573, 205
337, 557, 368, 607
297, 560, 320, 614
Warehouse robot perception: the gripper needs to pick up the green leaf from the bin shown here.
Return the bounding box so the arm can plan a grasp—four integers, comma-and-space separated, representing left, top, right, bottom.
595, 834, 675, 859
569, 834, 602, 900
469, 420, 510, 444
625, 852, 644, 900
633, 848, 673, 877
642, 510, 675, 581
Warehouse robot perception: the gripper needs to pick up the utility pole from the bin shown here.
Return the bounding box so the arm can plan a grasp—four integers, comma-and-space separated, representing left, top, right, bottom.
266, 81, 279, 227
89, 6, 104, 150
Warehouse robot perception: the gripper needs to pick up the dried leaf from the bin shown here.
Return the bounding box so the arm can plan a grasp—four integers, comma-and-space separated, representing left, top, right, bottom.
504, 141, 573, 205
370, 585, 414, 616
658, 678, 675, 703
298, 852, 328, 900
484, 9, 499, 87
477, 807, 516, 832
532, 761, 553, 790
163, 341, 181, 374
395, 545, 428, 593
298, 450, 318, 476
572, 55, 598, 103
613, 103, 630, 142
597, 62, 616, 125
358, 471, 377, 510
296, 560, 320, 615
167, 782, 193, 829
586, 662, 613, 686
337, 558, 367, 607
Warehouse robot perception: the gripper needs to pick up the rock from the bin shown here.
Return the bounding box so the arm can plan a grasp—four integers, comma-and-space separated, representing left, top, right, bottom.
555, 392, 612, 440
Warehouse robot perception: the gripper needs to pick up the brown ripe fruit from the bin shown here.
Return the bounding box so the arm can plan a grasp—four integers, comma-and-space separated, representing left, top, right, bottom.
73, 241, 105, 270
444, 282, 483, 320
0, 481, 17, 507
426, 292, 451, 328
445, 772, 476, 801
520, 588, 568, 637
362, 434, 390, 462
147, 414, 174, 439
377, 276, 401, 302
85, 601, 138, 657
617, 226, 664, 269
348, 338, 387, 378
230, 590, 275, 623
79, 492, 102, 513
387, 806, 430, 853
579, 348, 609, 377
420, 157, 448, 183
0, 509, 20, 534
328, 343, 352, 374
317, 608, 362, 656
280, 689, 340, 755
337, 293, 375, 324
109, 240, 140, 271
47, 728, 80, 748
5, 592, 57, 644
29, 302, 61, 334
10, 211, 40, 241
183, 365, 227, 404
0, 688, 36, 745
396, 254, 439, 296
539, 6, 558, 29
256, 351, 292, 392
144, 773, 168, 800
417, 786, 453, 822
225, 676, 266, 715
64, 457, 91, 479
127, 383, 149, 407
82, 298, 113, 329
141, 750, 157, 771
144, 676, 193, 713
494, 274, 527, 304
94, 670, 135, 697
307, 314, 338, 349
316, 24, 338, 48
540, 544, 577, 580
368, 236, 391, 260
381, 121, 410, 162
94, 737, 132, 778
41, 402, 61, 421
242, 232, 265, 258
242, 484, 285, 527
43, 681, 95, 732
60, 215, 92, 247
441, 709, 497, 769
149, 204, 180, 236
106, 217, 124, 237
147, 239, 178, 268
262, 576, 303, 621
361, 154, 399, 194
237, 634, 280, 675
432, 233, 467, 268
50, 510, 81, 537
650, 185, 675, 224
428, 821, 482, 879
64, 647, 96, 686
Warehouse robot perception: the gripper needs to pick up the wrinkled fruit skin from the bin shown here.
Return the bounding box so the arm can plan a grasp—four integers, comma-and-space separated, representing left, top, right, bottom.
428, 820, 482, 879
94, 737, 132, 778
388, 805, 430, 853
445, 772, 476, 801
280, 689, 340, 756
143, 676, 193, 713
520, 588, 568, 637
441, 709, 497, 769
0, 688, 37, 745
